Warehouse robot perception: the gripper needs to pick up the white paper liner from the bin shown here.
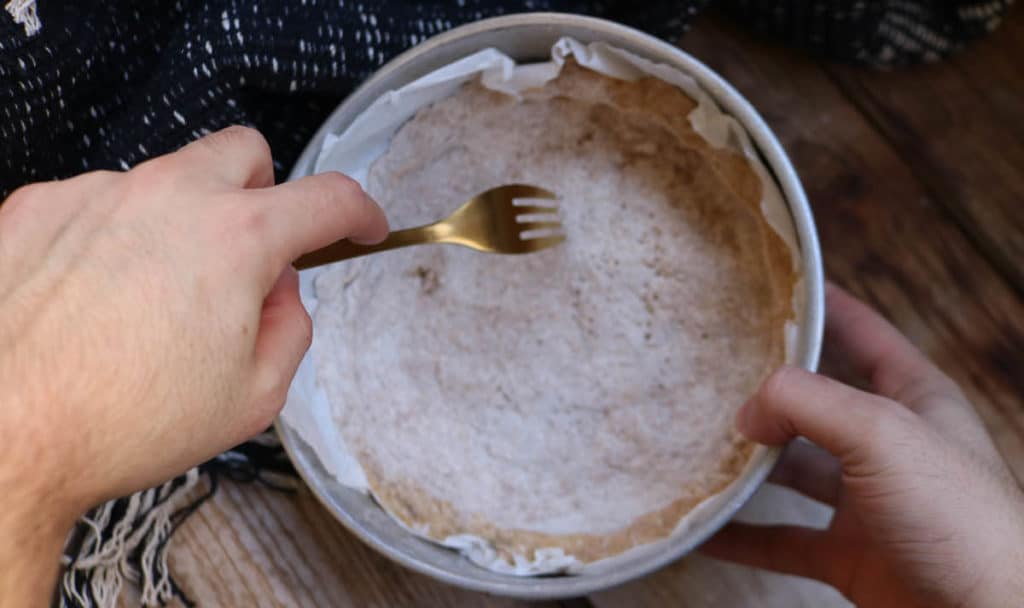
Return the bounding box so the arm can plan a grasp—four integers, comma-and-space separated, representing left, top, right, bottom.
281, 38, 803, 576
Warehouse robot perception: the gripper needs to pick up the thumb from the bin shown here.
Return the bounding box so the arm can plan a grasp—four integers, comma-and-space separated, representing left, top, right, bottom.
737, 366, 919, 471
249, 266, 311, 425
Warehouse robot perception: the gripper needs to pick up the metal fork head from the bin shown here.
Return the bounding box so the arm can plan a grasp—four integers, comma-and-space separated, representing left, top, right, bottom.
446, 184, 565, 254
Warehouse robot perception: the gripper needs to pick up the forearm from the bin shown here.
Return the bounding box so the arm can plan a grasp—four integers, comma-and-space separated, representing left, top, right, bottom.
970, 558, 1024, 608
964, 485, 1024, 607
0, 394, 79, 607
0, 504, 68, 607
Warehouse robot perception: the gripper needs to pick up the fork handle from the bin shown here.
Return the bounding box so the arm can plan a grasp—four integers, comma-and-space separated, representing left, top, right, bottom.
293, 223, 447, 270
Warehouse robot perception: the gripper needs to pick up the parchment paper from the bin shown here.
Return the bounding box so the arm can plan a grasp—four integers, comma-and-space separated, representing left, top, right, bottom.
281, 38, 803, 576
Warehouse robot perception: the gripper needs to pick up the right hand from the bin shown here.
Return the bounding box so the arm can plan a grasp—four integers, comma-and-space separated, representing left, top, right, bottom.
0, 126, 387, 604
703, 284, 1024, 607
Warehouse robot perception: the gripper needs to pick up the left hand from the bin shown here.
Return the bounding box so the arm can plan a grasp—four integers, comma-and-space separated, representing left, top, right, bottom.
702, 284, 1024, 607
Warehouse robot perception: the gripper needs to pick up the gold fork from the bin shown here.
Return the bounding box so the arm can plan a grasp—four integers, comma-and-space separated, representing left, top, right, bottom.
294, 184, 563, 270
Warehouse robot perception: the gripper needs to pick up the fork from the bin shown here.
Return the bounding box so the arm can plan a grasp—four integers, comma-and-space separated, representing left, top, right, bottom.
293, 184, 564, 270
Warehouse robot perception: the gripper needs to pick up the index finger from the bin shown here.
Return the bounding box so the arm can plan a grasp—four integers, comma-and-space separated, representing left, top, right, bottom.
248, 172, 388, 283
171, 126, 275, 189
825, 282, 959, 409
825, 284, 1001, 461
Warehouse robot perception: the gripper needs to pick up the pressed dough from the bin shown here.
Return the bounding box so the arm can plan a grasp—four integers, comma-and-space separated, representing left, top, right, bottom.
312, 63, 796, 566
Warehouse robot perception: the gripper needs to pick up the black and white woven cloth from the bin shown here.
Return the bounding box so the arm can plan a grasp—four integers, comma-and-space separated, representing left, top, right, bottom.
0, 1, 1014, 606
0, 1, 1015, 197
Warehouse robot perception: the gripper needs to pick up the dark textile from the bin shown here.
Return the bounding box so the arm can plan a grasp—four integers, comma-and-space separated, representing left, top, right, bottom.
0, 1, 1014, 197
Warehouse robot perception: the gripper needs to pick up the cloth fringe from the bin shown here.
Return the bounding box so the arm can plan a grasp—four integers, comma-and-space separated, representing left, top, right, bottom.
59, 432, 296, 608
4, 0, 41, 36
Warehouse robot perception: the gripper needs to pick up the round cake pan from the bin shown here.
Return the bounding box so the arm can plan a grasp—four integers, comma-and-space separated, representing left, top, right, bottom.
278, 12, 825, 599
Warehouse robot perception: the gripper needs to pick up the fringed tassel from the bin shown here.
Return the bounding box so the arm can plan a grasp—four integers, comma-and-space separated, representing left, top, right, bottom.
59, 432, 296, 608
60, 470, 202, 608
4, 0, 41, 36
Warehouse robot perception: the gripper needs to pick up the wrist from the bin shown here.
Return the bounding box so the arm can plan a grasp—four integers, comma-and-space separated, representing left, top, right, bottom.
969, 563, 1024, 608
0, 498, 71, 606
1, 391, 88, 521
0, 391, 86, 605
965, 507, 1024, 607
0, 455, 78, 606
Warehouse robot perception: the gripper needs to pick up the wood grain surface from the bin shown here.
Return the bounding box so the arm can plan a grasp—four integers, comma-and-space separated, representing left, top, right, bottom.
158, 9, 1024, 607
677, 13, 1024, 484
827, 8, 1024, 294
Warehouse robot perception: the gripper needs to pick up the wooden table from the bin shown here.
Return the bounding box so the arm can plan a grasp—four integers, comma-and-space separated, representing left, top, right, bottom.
160, 10, 1024, 607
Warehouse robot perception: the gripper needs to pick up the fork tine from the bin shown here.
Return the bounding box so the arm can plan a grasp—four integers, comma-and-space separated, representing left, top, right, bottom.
497, 184, 558, 201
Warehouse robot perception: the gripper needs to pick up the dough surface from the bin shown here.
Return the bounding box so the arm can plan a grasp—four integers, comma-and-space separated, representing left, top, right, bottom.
313, 63, 795, 566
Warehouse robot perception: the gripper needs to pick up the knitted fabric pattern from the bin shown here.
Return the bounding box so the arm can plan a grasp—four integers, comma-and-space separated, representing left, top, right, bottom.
0, 1, 1015, 197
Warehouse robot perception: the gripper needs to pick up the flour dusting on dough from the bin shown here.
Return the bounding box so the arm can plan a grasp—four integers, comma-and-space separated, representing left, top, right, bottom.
310, 63, 796, 572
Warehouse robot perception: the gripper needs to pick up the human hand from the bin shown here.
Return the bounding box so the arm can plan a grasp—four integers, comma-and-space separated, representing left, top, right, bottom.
0, 127, 387, 604
704, 284, 1024, 607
